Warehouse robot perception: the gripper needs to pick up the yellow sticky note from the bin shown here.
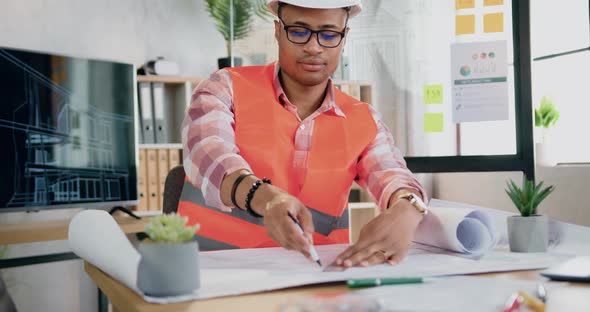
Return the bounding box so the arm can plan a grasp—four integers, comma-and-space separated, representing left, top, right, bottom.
456, 0, 475, 9
456, 15, 475, 35
484, 0, 504, 6
424, 85, 443, 104
484, 13, 504, 33
424, 113, 444, 133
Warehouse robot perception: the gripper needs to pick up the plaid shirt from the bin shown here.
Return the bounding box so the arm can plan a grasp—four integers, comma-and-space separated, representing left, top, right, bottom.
182, 63, 426, 212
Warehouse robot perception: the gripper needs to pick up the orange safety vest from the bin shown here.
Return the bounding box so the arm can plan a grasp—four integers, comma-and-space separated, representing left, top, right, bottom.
178, 63, 378, 251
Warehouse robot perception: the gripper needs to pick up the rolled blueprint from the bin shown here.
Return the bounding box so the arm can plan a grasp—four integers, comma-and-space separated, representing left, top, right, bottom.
414, 206, 498, 255
68, 210, 140, 290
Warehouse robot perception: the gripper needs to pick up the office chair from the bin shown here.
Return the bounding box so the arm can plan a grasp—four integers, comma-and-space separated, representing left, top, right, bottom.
163, 165, 186, 214
162, 165, 239, 251
162, 165, 218, 215
0, 274, 17, 312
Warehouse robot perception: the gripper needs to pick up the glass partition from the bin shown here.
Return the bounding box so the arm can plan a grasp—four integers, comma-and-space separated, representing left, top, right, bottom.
226, 0, 534, 178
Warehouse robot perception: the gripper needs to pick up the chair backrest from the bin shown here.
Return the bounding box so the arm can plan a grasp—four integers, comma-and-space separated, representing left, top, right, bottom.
162, 165, 186, 214
0, 274, 17, 312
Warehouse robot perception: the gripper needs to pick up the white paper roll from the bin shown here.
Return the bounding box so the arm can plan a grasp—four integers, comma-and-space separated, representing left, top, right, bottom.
68, 210, 140, 290
414, 206, 498, 255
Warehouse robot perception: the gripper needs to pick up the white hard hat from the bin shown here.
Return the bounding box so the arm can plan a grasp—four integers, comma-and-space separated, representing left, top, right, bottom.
267, 0, 362, 18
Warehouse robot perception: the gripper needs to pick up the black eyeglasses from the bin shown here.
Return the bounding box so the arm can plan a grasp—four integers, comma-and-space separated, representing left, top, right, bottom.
279, 18, 346, 48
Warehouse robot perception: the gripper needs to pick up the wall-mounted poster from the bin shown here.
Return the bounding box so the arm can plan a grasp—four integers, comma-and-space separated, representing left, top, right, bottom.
451, 40, 509, 123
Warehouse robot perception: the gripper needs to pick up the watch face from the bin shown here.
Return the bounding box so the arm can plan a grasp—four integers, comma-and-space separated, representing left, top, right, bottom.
406, 193, 428, 212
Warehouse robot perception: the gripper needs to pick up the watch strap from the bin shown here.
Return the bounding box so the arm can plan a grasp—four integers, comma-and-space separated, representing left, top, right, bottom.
394, 192, 428, 215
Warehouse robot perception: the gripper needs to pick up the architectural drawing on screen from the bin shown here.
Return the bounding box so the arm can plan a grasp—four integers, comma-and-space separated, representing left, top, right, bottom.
0, 49, 133, 208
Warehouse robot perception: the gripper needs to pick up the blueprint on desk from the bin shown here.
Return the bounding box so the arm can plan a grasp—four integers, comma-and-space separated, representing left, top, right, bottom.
67, 207, 585, 304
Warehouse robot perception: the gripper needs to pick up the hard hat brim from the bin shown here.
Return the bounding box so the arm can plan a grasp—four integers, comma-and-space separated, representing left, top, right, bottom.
267, 0, 362, 18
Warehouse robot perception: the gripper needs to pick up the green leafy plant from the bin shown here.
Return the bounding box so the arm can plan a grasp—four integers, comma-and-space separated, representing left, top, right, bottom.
144, 213, 200, 244
205, 0, 272, 57
505, 177, 555, 217
535, 96, 560, 129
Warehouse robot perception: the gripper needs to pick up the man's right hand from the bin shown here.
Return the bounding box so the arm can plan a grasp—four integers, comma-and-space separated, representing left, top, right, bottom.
220, 170, 315, 259
258, 190, 315, 260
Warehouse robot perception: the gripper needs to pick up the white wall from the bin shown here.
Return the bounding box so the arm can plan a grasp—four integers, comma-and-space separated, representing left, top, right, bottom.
0, 0, 226, 77
535, 166, 590, 226
0, 1, 225, 311
433, 166, 590, 226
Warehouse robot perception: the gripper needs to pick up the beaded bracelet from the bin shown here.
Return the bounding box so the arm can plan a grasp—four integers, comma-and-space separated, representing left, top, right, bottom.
231, 173, 252, 209
245, 178, 271, 218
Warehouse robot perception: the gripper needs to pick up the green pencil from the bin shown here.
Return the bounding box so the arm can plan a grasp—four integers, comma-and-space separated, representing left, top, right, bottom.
347, 277, 425, 288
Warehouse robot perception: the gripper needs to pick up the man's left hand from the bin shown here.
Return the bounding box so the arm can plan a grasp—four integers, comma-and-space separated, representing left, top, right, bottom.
335, 200, 423, 267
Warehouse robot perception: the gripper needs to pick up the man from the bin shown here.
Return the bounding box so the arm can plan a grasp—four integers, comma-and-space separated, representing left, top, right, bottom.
180, 0, 428, 268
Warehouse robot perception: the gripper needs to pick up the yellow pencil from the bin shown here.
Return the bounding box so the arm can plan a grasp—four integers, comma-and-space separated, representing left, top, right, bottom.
518, 290, 545, 312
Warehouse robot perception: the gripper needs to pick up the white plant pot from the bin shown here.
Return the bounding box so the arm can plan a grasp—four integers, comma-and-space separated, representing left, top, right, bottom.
536, 142, 557, 167
507, 215, 548, 252
137, 241, 200, 297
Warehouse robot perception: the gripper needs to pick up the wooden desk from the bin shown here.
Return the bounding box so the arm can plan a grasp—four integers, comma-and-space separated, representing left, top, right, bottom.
0, 215, 150, 245
0, 214, 150, 269
84, 262, 590, 312
86, 262, 348, 312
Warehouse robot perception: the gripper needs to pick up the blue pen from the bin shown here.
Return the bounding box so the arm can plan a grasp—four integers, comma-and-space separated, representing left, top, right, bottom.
287, 212, 322, 266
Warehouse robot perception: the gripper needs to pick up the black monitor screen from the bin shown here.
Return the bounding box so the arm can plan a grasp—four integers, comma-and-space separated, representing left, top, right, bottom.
0, 47, 137, 212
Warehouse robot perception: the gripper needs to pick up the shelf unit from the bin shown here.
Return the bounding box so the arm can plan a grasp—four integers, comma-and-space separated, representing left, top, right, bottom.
135, 75, 202, 213
139, 143, 183, 150
136, 75, 202, 85
137, 75, 202, 147
333, 80, 373, 105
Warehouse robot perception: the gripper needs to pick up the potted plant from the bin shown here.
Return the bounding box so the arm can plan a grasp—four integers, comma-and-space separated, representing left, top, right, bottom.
205, 0, 271, 69
505, 176, 555, 252
534, 96, 560, 166
136, 213, 201, 297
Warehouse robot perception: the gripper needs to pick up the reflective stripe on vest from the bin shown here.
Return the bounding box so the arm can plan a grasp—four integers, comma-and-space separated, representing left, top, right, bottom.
179, 63, 377, 249
180, 180, 349, 235
178, 202, 350, 250
194, 234, 238, 251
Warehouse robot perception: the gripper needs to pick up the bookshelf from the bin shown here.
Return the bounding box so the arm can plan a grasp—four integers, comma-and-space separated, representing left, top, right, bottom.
135, 75, 202, 213
139, 143, 183, 150
333, 80, 373, 105
136, 75, 202, 147
137, 75, 202, 85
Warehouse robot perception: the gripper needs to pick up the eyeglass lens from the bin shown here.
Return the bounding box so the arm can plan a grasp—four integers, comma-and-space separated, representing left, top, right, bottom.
285, 26, 343, 48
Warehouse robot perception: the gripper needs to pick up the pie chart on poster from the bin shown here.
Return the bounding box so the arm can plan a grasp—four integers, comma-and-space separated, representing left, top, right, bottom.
460, 66, 471, 76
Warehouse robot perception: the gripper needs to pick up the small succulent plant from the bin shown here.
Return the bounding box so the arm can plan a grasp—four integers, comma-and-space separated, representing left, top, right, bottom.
535, 96, 560, 129
505, 176, 554, 217
144, 213, 200, 244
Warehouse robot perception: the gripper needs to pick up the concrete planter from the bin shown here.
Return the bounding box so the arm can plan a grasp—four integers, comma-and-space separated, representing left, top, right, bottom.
218, 57, 243, 69
137, 241, 200, 297
507, 215, 548, 252
536, 142, 557, 167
